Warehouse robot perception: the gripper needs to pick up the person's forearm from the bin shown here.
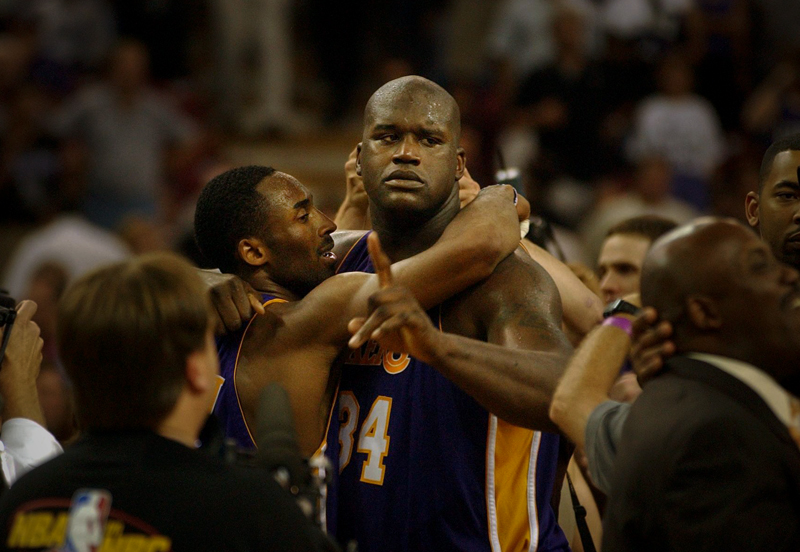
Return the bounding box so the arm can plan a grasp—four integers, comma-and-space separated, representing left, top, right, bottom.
1, 376, 45, 426
549, 322, 631, 448
423, 331, 569, 432
334, 198, 371, 230
439, 185, 520, 254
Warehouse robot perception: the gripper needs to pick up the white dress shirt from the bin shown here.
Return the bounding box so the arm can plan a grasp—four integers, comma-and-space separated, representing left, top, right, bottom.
0, 418, 63, 486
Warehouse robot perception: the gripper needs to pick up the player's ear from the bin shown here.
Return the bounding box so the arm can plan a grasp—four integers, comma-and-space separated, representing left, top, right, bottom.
238, 237, 271, 268
356, 142, 363, 176
455, 147, 466, 181
745, 191, 760, 230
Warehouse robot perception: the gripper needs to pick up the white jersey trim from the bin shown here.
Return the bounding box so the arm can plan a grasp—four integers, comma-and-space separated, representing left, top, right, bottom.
486, 414, 502, 552
528, 431, 542, 552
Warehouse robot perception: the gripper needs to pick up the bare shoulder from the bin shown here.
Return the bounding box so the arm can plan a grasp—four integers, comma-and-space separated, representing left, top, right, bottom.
483, 247, 561, 299
239, 301, 289, 348
238, 298, 339, 367
469, 248, 562, 319
443, 247, 563, 337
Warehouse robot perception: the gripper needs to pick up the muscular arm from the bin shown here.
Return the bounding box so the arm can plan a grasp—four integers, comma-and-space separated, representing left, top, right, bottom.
522, 239, 603, 341
356, 248, 567, 431
468, 251, 573, 430
424, 331, 570, 431
351, 249, 573, 431
278, 185, 524, 345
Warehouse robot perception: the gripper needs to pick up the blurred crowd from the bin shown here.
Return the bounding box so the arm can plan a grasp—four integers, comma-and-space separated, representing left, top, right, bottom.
0, 2, 799, 550
0, 0, 799, 448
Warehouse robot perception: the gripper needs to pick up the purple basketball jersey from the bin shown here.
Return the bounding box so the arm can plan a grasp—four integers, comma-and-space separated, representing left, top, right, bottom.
325, 233, 569, 552
212, 293, 285, 449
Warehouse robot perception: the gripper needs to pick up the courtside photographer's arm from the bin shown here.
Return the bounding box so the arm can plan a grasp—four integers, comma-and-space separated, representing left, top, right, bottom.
0, 299, 45, 425
0, 296, 62, 486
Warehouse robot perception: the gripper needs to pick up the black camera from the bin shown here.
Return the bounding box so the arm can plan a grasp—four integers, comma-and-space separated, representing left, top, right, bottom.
0, 288, 17, 370
0, 289, 16, 328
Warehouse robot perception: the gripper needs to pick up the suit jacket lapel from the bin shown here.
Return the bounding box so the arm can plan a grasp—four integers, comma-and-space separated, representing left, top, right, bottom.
666, 357, 800, 456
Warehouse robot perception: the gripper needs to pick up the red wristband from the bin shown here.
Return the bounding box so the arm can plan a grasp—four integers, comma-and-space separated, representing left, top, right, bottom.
602, 315, 633, 336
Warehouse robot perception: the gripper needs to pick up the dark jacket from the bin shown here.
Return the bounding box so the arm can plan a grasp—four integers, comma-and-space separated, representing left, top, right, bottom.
602, 356, 800, 552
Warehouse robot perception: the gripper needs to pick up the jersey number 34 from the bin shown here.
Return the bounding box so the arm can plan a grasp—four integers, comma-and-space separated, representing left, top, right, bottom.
337, 392, 392, 485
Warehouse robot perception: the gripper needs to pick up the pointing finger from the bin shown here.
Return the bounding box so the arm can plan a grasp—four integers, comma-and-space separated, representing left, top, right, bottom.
368, 232, 393, 289
348, 317, 369, 349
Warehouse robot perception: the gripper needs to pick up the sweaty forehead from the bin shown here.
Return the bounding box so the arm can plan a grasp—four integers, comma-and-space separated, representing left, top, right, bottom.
365, 84, 459, 134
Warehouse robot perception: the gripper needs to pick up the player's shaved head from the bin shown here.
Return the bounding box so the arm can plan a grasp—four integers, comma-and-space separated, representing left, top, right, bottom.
358, 76, 467, 229
363, 76, 461, 141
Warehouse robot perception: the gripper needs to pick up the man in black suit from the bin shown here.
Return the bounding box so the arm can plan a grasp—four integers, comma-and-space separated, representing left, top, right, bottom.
602, 218, 800, 552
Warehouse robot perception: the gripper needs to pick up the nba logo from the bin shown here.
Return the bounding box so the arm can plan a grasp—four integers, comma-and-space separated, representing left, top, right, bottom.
62, 489, 112, 552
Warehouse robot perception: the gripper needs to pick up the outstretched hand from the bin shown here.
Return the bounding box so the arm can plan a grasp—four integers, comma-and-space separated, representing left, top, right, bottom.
347, 233, 440, 363
630, 307, 675, 386
200, 270, 265, 334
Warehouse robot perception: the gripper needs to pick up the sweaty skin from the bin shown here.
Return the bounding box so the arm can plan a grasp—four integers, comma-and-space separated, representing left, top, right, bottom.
353, 75, 572, 430
222, 181, 524, 455
210, 77, 572, 453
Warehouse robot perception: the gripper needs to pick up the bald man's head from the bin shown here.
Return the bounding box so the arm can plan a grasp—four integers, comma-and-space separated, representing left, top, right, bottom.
363, 76, 461, 142
357, 76, 466, 225
641, 218, 742, 323
641, 218, 800, 384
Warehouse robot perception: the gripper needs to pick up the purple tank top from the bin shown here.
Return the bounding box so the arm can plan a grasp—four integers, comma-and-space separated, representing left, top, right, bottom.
325, 233, 569, 552
212, 293, 285, 449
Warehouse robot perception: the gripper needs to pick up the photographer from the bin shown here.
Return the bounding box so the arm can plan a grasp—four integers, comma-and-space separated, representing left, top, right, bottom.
0, 254, 330, 551
0, 298, 62, 486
